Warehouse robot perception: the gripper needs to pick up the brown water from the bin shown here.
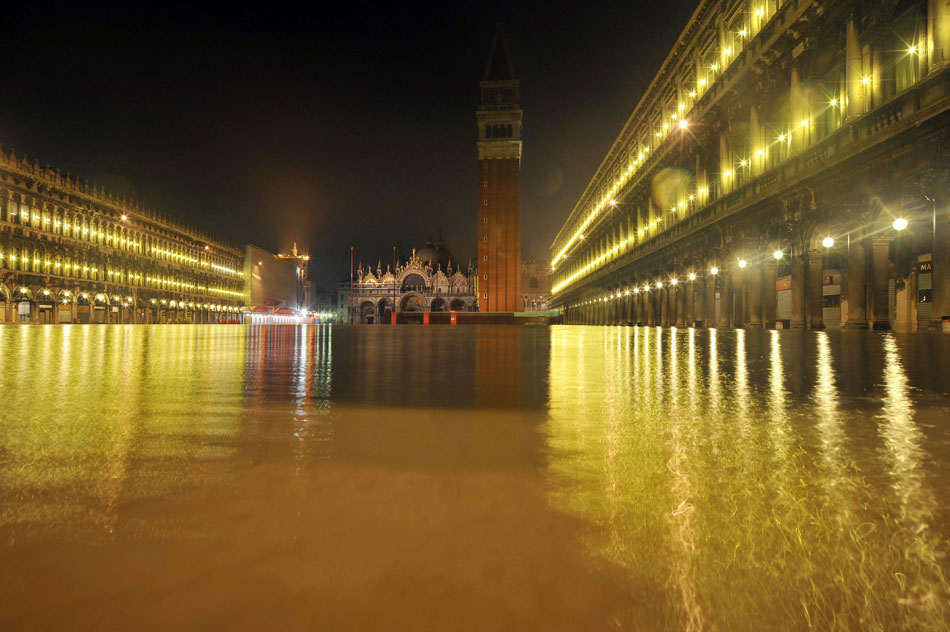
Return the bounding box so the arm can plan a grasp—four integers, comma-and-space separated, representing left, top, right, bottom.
0, 325, 948, 630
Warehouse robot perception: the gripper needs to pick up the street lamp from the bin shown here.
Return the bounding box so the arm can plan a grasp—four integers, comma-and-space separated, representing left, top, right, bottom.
710, 266, 719, 275
738, 259, 748, 269
822, 236, 835, 248
773, 249, 784, 260
893, 218, 908, 231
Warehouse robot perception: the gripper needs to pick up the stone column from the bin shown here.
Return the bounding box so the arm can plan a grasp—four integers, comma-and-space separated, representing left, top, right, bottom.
647, 291, 656, 326
719, 271, 733, 328
844, 237, 869, 328
931, 187, 950, 329
693, 278, 704, 327
686, 281, 695, 326
706, 274, 717, 326
660, 287, 669, 326
790, 252, 806, 328
675, 284, 686, 327
871, 238, 892, 330
763, 261, 778, 327
748, 266, 763, 327
807, 252, 825, 329
846, 19, 866, 118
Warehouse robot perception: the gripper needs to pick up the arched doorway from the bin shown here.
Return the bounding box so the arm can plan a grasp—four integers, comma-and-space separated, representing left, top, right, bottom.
449, 298, 466, 311
430, 298, 446, 312
400, 293, 426, 312
359, 301, 376, 324
378, 298, 394, 323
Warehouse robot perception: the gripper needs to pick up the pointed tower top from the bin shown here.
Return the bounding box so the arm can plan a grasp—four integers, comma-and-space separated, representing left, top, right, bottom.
483, 24, 515, 82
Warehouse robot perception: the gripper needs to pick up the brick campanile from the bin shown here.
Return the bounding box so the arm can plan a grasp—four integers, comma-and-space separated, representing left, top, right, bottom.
476, 27, 522, 313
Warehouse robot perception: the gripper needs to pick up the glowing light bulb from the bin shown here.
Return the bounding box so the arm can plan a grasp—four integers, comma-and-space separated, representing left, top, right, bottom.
861, 76, 870, 85
893, 218, 908, 231
738, 259, 748, 269
778, 134, 786, 141
739, 159, 748, 167
688, 273, 697, 281
679, 119, 688, 129
800, 119, 808, 127
822, 236, 835, 248
710, 266, 719, 275
688, 91, 696, 97
656, 281, 663, 288
724, 170, 733, 177
908, 45, 917, 54
830, 98, 838, 106
773, 250, 784, 260
671, 278, 678, 286
699, 187, 707, 195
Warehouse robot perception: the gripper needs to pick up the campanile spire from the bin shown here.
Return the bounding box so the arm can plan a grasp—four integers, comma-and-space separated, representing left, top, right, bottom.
476, 25, 522, 312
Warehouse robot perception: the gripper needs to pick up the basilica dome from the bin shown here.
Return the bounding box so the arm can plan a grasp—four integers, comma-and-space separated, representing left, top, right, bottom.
415, 237, 456, 271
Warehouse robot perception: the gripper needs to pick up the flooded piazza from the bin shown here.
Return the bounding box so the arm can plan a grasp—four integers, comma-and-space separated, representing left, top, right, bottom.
1, 324, 949, 630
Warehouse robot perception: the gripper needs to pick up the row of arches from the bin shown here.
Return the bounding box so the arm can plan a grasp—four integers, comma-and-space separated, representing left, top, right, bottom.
485, 124, 514, 139
357, 295, 472, 323
0, 282, 242, 324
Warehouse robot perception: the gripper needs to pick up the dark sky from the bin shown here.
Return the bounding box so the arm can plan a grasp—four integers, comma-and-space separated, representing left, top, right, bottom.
1, 1, 697, 287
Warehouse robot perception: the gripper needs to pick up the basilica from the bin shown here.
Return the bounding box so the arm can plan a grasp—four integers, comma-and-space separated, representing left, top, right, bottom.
349, 237, 476, 324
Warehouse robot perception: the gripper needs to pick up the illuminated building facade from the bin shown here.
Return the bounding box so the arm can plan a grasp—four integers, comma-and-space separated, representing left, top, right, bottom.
0, 149, 245, 323
349, 238, 476, 324
550, 0, 950, 331
521, 259, 550, 312
476, 28, 522, 313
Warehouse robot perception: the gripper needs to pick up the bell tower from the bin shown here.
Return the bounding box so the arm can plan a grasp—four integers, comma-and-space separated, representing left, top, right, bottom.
476, 26, 522, 313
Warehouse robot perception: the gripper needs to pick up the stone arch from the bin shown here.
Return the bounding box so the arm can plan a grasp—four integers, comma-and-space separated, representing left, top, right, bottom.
449, 298, 467, 311
430, 297, 446, 312
359, 300, 376, 324
400, 292, 426, 312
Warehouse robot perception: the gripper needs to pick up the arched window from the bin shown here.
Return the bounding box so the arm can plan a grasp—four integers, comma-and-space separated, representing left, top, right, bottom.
529, 277, 538, 289
485, 125, 492, 138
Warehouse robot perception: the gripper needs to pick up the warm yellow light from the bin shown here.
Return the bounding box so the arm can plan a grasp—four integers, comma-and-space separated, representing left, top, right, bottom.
830, 98, 838, 106
656, 281, 663, 288
724, 47, 732, 55
579, 234, 585, 240
688, 273, 696, 281
739, 159, 748, 167
670, 278, 678, 286
738, 259, 748, 269
699, 187, 707, 195
120, 214, 128, 221
710, 63, 718, 71
739, 28, 747, 36
634, 287, 640, 294
724, 170, 733, 177
678, 119, 688, 129
688, 91, 696, 97
756, 149, 764, 156
800, 119, 808, 127
893, 218, 908, 231
610, 199, 617, 206
822, 236, 835, 248
699, 79, 707, 86
861, 76, 870, 85
778, 134, 786, 141
678, 102, 685, 110
908, 45, 917, 54
688, 194, 695, 201
773, 250, 784, 260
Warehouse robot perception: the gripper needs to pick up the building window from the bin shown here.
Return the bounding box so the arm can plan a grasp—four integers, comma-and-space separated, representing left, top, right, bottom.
483, 217, 488, 223
483, 199, 488, 206
529, 277, 538, 289
483, 236, 488, 242
483, 293, 487, 298
483, 274, 488, 280
483, 255, 488, 261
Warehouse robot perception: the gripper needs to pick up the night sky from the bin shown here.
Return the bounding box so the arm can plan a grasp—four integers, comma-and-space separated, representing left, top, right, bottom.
1, 1, 697, 288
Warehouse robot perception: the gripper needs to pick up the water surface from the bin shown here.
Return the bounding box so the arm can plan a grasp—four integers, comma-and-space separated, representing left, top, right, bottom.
0, 325, 948, 630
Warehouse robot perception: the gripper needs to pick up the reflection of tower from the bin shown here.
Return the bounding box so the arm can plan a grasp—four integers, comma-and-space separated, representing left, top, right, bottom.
476, 26, 522, 313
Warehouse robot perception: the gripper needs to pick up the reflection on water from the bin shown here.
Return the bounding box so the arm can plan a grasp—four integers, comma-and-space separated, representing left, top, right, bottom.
0, 324, 948, 629
548, 326, 950, 630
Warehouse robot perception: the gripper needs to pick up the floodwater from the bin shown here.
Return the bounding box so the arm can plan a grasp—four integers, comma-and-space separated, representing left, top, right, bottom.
0, 325, 948, 631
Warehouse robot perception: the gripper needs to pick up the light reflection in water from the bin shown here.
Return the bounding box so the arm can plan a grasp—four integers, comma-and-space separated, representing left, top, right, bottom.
546, 326, 950, 630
